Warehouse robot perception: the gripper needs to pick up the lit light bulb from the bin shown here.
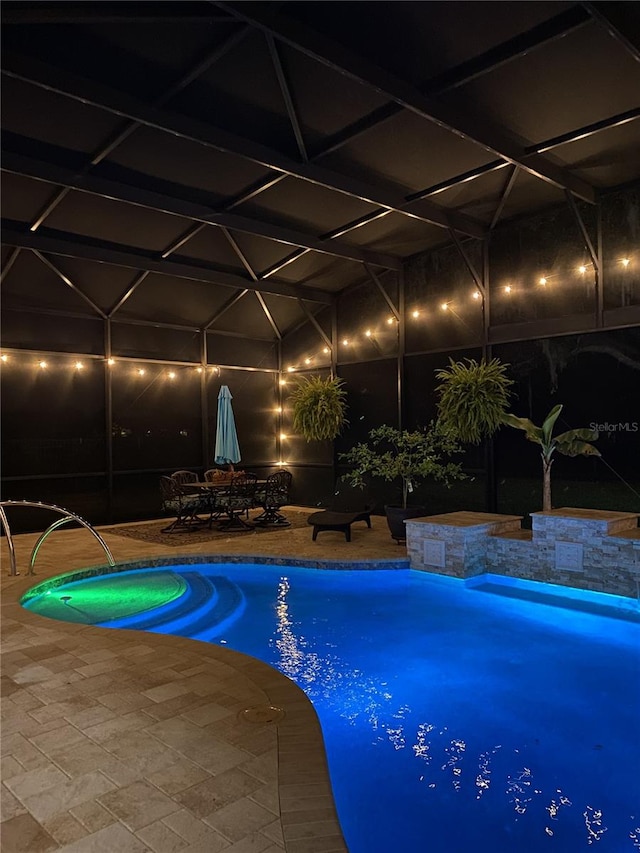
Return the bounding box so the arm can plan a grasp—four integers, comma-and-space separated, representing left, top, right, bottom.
196, 366, 203, 373
137, 368, 145, 376
39, 360, 48, 369
412, 310, 420, 318
107, 357, 115, 366
304, 358, 312, 365
365, 329, 372, 337
538, 277, 547, 286
342, 339, 349, 346
472, 291, 480, 300
287, 366, 295, 372
578, 265, 587, 274
1, 354, 8, 362
387, 316, 396, 325
323, 347, 330, 354
275, 406, 282, 414
74, 361, 84, 370
280, 433, 288, 440
504, 285, 512, 294
441, 303, 449, 311
621, 258, 630, 267
168, 371, 176, 380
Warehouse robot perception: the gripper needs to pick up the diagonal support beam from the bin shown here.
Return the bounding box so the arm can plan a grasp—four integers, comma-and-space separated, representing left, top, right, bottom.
584, 2, 640, 64
205, 289, 249, 329
564, 190, 599, 271
447, 230, 485, 294
490, 166, 519, 231
1, 145, 402, 270
0, 247, 21, 284
28, 25, 250, 233
255, 291, 282, 339
109, 271, 150, 317
2, 220, 335, 304
364, 264, 400, 319
1, 52, 486, 238
32, 250, 108, 317
220, 2, 596, 203
296, 298, 332, 350
266, 33, 308, 162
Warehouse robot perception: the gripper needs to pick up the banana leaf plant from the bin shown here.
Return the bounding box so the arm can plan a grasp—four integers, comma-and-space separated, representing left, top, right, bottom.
502, 404, 600, 511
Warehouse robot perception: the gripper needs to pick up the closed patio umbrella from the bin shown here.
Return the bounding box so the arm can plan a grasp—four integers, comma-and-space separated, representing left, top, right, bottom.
214, 385, 241, 469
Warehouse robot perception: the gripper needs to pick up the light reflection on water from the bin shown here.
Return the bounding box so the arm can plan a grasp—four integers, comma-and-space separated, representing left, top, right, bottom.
261, 570, 636, 851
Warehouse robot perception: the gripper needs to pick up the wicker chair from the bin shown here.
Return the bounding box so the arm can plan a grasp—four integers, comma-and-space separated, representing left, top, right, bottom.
253, 470, 293, 527
159, 476, 208, 533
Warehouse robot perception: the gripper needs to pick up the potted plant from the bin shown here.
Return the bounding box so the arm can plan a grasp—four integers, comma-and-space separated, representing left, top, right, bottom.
435, 357, 600, 511
289, 375, 349, 442
340, 423, 466, 542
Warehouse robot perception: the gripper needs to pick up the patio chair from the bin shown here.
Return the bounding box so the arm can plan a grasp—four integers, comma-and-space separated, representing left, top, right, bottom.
307, 477, 374, 542
159, 476, 209, 533
215, 472, 258, 531
171, 470, 198, 486
253, 470, 293, 527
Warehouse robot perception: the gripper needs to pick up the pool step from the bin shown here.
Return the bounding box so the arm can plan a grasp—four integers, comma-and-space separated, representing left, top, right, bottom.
169, 576, 246, 641
100, 572, 217, 633
96, 571, 246, 640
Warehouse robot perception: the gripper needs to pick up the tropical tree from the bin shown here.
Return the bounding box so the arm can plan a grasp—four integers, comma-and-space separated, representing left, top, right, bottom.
502, 405, 600, 511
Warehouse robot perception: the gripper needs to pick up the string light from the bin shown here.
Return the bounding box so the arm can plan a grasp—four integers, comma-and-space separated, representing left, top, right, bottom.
387, 316, 396, 325
107, 357, 115, 366
74, 361, 84, 371
342, 339, 349, 346
196, 366, 203, 373
621, 257, 630, 267
538, 277, 547, 285
280, 433, 288, 440
287, 366, 295, 372
275, 406, 282, 414
1, 354, 8, 362
167, 371, 176, 380
304, 358, 312, 365
411, 310, 420, 318
472, 291, 481, 300
322, 346, 330, 354
504, 285, 512, 294
137, 368, 145, 376
578, 265, 587, 274
365, 329, 372, 337
441, 302, 449, 310
39, 360, 48, 369
279, 379, 287, 386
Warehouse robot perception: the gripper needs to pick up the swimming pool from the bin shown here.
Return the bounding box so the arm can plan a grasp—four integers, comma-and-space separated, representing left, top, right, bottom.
23, 562, 640, 852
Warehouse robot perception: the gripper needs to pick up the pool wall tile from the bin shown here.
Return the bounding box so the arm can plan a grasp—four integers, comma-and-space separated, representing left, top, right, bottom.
406, 508, 640, 598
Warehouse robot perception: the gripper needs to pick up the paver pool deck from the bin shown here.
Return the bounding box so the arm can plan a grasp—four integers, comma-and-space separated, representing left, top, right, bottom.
1, 509, 407, 853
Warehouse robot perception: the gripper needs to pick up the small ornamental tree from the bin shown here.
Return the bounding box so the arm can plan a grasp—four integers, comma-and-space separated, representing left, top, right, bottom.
340, 423, 466, 509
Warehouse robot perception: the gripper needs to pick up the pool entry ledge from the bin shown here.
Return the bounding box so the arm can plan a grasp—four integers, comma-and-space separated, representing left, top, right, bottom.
405, 508, 640, 598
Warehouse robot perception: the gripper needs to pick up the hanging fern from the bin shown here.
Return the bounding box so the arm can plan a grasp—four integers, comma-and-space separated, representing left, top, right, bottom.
435, 357, 513, 444
289, 375, 349, 442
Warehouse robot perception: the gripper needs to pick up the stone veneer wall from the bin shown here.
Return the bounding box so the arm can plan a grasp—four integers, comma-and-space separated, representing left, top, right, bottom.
406, 509, 640, 599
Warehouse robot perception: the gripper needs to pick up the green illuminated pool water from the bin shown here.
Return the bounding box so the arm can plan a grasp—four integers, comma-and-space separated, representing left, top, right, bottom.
24, 570, 187, 624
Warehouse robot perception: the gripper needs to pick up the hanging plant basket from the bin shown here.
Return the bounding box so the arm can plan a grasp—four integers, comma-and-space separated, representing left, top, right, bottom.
289, 375, 349, 442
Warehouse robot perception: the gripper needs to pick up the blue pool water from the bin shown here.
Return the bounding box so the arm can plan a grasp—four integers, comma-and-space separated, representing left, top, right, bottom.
23, 564, 640, 852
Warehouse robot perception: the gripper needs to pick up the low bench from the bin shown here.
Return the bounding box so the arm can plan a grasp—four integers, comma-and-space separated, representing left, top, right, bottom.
307, 509, 372, 542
